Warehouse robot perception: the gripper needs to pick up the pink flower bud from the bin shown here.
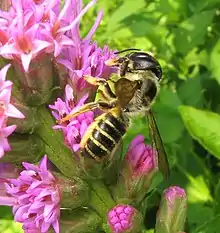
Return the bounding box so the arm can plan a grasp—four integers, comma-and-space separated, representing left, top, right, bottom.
113, 135, 158, 204
107, 204, 143, 233
126, 135, 158, 176
12, 55, 63, 106
60, 209, 101, 233
155, 186, 187, 233
2, 134, 44, 164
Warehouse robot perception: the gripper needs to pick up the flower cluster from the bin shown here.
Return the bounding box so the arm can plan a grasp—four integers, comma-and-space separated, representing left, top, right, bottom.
0, 0, 115, 154
0, 0, 95, 72
0, 65, 24, 157
0, 156, 60, 233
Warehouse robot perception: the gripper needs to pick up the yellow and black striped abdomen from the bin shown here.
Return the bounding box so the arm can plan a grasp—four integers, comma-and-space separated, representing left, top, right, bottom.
81, 112, 126, 160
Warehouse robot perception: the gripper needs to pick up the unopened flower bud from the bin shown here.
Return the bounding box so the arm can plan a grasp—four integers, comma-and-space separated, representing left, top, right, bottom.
113, 135, 158, 204
7, 102, 39, 133
0, 162, 20, 196
155, 186, 187, 233
55, 174, 90, 209
78, 147, 122, 180
11, 54, 65, 106
60, 209, 102, 233
2, 134, 45, 164
107, 204, 143, 233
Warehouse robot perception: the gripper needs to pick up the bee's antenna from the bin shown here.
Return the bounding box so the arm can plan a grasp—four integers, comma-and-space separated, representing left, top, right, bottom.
114, 48, 141, 55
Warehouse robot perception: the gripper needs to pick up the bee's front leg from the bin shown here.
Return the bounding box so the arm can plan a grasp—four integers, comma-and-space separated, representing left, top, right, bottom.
58, 100, 117, 124
84, 75, 116, 99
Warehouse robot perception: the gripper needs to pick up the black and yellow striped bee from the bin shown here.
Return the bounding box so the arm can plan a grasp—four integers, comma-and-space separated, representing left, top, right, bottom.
59, 75, 139, 162
59, 48, 169, 179
106, 48, 169, 179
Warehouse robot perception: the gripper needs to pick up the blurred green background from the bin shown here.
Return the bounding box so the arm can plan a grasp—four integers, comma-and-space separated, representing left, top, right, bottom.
1, 0, 220, 232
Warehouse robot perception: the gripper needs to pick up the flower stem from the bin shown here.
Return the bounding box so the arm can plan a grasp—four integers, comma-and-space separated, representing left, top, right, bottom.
89, 180, 116, 221
35, 106, 78, 178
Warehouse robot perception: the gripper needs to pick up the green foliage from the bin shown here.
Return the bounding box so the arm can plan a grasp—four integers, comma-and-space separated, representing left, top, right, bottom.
179, 106, 220, 159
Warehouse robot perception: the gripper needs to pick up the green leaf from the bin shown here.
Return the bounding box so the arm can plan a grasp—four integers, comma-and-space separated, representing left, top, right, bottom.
152, 88, 184, 143
0, 219, 23, 233
188, 204, 214, 233
194, 214, 220, 233
179, 106, 220, 159
106, 0, 146, 32
189, 0, 220, 12
214, 180, 220, 214
146, 230, 154, 233
186, 175, 212, 203
173, 10, 215, 55
210, 40, 220, 84
157, 88, 182, 110
177, 76, 203, 107
186, 175, 214, 231
154, 109, 185, 144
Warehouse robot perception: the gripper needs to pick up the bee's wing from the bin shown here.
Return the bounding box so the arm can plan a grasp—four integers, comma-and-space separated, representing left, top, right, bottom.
104, 139, 124, 184
147, 109, 169, 179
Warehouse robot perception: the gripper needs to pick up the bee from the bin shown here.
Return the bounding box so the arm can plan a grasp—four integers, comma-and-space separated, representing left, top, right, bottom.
59, 48, 169, 179
105, 48, 170, 179
58, 75, 140, 163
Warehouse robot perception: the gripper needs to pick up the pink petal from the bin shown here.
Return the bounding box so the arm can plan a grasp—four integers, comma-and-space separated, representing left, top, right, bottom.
41, 220, 51, 233
21, 53, 33, 72
6, 103, 25, 118
84, 10, 103, 41
0, 64, 11, 83
39, 155, 48, 172
1, 125, 16, 137
52, 219, 59, 233
0, 196, 16, 206
58, 0, 97, 33
53, 39, 62, 57
128, 135, 145, 151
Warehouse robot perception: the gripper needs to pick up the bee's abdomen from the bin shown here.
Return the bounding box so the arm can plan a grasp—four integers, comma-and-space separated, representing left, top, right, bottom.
81, 113, 126, 160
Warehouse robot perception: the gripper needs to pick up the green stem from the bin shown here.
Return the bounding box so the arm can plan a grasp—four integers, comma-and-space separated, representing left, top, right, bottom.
89, 180, 116, 221
35, 106, 78, 178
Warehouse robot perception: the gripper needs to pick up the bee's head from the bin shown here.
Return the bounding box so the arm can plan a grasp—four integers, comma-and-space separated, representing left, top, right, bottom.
105, 49, 162, 80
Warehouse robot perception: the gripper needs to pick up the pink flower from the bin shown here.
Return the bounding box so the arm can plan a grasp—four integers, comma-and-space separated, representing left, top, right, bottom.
107, 204, 137, 233
0, 64, 24, 157
49, 85, 94, 152
56, 0, 116, 97
0, 0, 100, 72
0, 155, 60, 233
0, 5, 51, 71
